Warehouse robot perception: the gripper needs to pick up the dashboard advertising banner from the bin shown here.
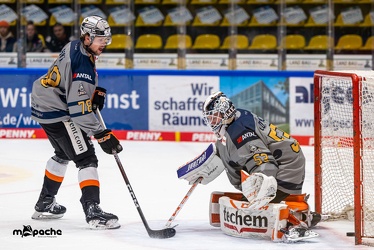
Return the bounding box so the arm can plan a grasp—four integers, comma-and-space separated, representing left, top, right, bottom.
289, 77, 314, 145
148, 75, 219, 132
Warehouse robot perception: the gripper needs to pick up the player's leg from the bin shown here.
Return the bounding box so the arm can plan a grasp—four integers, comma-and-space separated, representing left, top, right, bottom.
58, 121, 120, 229
32, 122, 70, 219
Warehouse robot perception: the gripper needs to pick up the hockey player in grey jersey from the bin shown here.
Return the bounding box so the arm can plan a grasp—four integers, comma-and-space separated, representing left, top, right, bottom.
30, 16, 123, 229
178, 91, 321, 241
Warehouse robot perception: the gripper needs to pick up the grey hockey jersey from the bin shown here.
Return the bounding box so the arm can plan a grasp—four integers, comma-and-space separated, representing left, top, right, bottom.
216, 109, 305, 195
31, 40, 104, 136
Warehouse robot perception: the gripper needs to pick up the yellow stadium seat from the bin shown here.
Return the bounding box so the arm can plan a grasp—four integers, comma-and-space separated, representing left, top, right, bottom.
38, 34, 46, 48
190, 0, 217, 4
361, 36, 374, 50
135, 15, 163, 27
49, 15, 75, 26
304, 15, 328, 27
163, 15, 191, 26
135, 0, 160, 3
248, 15, 277, 27
22, 16, 46, 26
106, 34, 133, 50
333, 0, 356, 2
219, 0, 246, 3
135, 34, 163, 49
335, 34, 363, 50
279, 34, 306, 50
275, 0, 302, 3
304, 35, 334, 50
220, 35, 249, 50
302, 0, 324, 2
220, 17, 248, 27
48, 0, 71, 3
162, 0, 188, 3
105, 0, 127, 4
192, 34, 220, 49
79, 0, 102, 3
248, 34, 277, 50
247, 0, 274, 3
334, 13, 363, 27
360, 14, 373, 27
164, 34, 192, 49
192, 15, 221, 26
108, 15, 132, 27
24, 0, 44, 3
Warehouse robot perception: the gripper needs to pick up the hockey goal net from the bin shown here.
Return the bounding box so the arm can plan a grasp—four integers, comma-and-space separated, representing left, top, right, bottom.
314, 70, 374, 245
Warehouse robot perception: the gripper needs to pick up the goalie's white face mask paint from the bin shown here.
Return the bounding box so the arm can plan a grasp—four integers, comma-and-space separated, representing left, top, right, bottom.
203, 91, 236, 140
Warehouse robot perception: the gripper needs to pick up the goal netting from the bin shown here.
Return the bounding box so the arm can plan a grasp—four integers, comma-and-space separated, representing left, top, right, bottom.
314, 70, 374, 245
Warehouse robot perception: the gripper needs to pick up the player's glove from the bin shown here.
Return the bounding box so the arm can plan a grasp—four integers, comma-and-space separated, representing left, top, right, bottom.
92, 87, 106, 111
94, 129, 123, 154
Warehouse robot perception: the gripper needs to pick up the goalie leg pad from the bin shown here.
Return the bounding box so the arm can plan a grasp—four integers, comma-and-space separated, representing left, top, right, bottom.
218, 196, 289, 242
210, 191, 243, 227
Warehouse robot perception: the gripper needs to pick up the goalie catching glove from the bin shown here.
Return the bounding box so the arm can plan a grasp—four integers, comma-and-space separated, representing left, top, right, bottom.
177, 143, 225, 185
94, 129, 123, 155
241, 170, 277, 210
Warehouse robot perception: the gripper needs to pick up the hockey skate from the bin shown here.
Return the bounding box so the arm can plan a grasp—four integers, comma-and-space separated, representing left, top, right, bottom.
84, 202, 120, 230
32, 196, 66, 220
302, 211, 322, 227
281, 226, 319, 243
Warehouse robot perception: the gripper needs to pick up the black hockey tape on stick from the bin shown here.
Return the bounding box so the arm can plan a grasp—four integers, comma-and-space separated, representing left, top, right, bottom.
96, 110, 176, 239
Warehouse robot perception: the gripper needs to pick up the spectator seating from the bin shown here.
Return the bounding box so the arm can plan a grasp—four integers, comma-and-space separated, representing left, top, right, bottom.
248, 34, 277, 50
106, 34, 133, 50
335, 34, 363, 50
164, 34, 192, 49
220, 35, 249, 50
304, 35, 334, 50
192, 34, 220, 49
280, 34, 306, 50
135, 34, 163, 49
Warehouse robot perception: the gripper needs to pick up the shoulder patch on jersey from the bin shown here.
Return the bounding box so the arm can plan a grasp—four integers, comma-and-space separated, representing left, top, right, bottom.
77, 83, 87, 96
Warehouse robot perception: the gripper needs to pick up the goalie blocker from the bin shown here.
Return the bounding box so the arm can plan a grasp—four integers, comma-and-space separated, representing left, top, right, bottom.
177, 143, 225, 185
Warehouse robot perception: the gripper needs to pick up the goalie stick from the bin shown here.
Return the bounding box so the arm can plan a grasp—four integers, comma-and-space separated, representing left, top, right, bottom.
96, 110, 176, 239
165, 177, 202, 228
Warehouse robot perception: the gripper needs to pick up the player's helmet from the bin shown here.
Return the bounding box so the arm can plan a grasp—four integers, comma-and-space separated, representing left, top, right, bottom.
203, 91, 236, 139
80, 15, 112, 45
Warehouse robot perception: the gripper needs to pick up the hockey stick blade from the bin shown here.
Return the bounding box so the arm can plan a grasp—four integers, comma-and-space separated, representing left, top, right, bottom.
147, 227, 176, 239
96, 110, 176, 239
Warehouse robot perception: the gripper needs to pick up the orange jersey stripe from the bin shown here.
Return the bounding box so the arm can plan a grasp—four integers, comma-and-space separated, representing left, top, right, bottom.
45, 170, 64, 183
79, 179, 100, 189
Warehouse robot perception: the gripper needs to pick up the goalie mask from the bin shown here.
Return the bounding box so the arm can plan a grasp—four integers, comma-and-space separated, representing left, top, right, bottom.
203, 91, 236, 139
80, 16, 112, 46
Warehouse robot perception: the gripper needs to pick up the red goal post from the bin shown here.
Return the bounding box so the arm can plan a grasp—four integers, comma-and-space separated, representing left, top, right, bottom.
314, 70, 374, 245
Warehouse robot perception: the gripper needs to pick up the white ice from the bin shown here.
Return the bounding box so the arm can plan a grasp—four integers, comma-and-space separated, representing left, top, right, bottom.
0, 140, 371, 250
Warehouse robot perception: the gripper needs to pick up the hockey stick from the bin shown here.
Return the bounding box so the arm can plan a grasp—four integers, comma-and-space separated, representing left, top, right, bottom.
96, 109, 176, 239
165, 177, 202, 228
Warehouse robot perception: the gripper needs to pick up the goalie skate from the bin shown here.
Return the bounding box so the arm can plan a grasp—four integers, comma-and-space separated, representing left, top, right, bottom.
281, 227, 319, 243
85, 202, 120, 230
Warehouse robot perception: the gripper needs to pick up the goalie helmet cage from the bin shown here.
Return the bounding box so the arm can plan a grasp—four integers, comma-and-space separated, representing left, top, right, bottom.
314, 70, 374, 246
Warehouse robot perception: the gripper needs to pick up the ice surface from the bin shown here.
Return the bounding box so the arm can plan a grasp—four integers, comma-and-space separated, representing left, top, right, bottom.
0, 140, 371, 249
